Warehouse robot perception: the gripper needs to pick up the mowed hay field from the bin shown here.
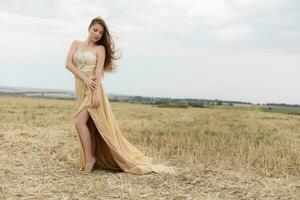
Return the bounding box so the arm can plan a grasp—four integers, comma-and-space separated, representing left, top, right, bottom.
0, 96, 299, 199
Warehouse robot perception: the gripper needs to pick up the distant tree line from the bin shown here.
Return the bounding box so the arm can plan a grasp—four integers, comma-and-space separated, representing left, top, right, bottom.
265, 103, 300, 107
3, 90, 299, 108
109, 96, 254, 108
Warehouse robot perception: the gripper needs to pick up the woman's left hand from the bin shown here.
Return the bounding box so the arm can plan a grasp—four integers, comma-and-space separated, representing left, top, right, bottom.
91, 75, 101, 90
91, 88, 101, 108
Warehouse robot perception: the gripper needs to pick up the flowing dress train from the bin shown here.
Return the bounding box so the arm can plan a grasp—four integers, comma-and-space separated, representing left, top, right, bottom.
72, 49, 175, 175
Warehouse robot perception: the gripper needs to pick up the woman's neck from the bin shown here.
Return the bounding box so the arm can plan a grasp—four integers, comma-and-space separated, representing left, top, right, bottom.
84, 38, 95, 47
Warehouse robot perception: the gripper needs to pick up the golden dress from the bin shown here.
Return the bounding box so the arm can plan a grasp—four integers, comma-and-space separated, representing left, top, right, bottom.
72, 49, 175, 175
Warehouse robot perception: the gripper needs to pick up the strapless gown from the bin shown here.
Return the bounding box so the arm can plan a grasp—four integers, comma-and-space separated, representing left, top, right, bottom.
72, 49, 175, 175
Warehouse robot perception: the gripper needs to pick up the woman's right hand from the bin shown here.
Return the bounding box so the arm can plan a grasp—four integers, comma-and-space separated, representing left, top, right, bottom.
83, 76, 99, 90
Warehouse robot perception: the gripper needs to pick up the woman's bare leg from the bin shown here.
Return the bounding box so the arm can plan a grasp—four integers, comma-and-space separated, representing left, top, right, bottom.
88, 117, 97, 157
75, 108, 96, 172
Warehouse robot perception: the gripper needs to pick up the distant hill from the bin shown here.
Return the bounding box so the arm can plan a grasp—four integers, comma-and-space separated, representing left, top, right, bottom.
1, 85, 298, 108
0, 85, 76, 100
0, 85, 252, 107
0, 85, 132, 101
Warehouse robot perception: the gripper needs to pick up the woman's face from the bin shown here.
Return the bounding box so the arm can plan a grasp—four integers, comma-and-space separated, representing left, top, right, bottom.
89, 23, 104, 43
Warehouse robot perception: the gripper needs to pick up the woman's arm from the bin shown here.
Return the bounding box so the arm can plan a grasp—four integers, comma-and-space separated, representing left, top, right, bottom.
65, 40, 98, 90
93, 45, 106, 85
65, 40, 86, 81
91, 45, 105, 108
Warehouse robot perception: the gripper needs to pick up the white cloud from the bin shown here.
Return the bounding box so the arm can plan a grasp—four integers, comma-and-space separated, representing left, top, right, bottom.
229, 0, 281, 8
216, 24, 253, 41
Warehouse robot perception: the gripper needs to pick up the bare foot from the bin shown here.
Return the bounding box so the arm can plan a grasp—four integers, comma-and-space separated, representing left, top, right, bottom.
84, 157, 96, 173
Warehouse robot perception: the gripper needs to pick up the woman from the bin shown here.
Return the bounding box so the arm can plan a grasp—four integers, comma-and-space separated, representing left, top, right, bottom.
65, 17, 175, 175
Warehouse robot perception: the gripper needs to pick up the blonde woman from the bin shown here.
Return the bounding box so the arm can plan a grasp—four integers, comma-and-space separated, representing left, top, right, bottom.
65, 17, 175, 175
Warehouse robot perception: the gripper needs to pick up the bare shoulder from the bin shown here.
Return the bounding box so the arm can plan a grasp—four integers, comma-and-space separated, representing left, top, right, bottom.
72, 40, 84, 48
96, 45, 105, 55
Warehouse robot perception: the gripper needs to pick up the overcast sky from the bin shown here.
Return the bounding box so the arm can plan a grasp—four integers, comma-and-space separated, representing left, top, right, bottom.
0, 0, 299, 104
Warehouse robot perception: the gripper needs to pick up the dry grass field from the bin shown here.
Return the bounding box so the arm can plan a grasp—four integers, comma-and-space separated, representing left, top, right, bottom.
0, 95, 299, 199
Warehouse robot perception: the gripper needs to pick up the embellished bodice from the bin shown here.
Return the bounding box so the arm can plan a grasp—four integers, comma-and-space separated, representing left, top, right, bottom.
72, 49, 97, 77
